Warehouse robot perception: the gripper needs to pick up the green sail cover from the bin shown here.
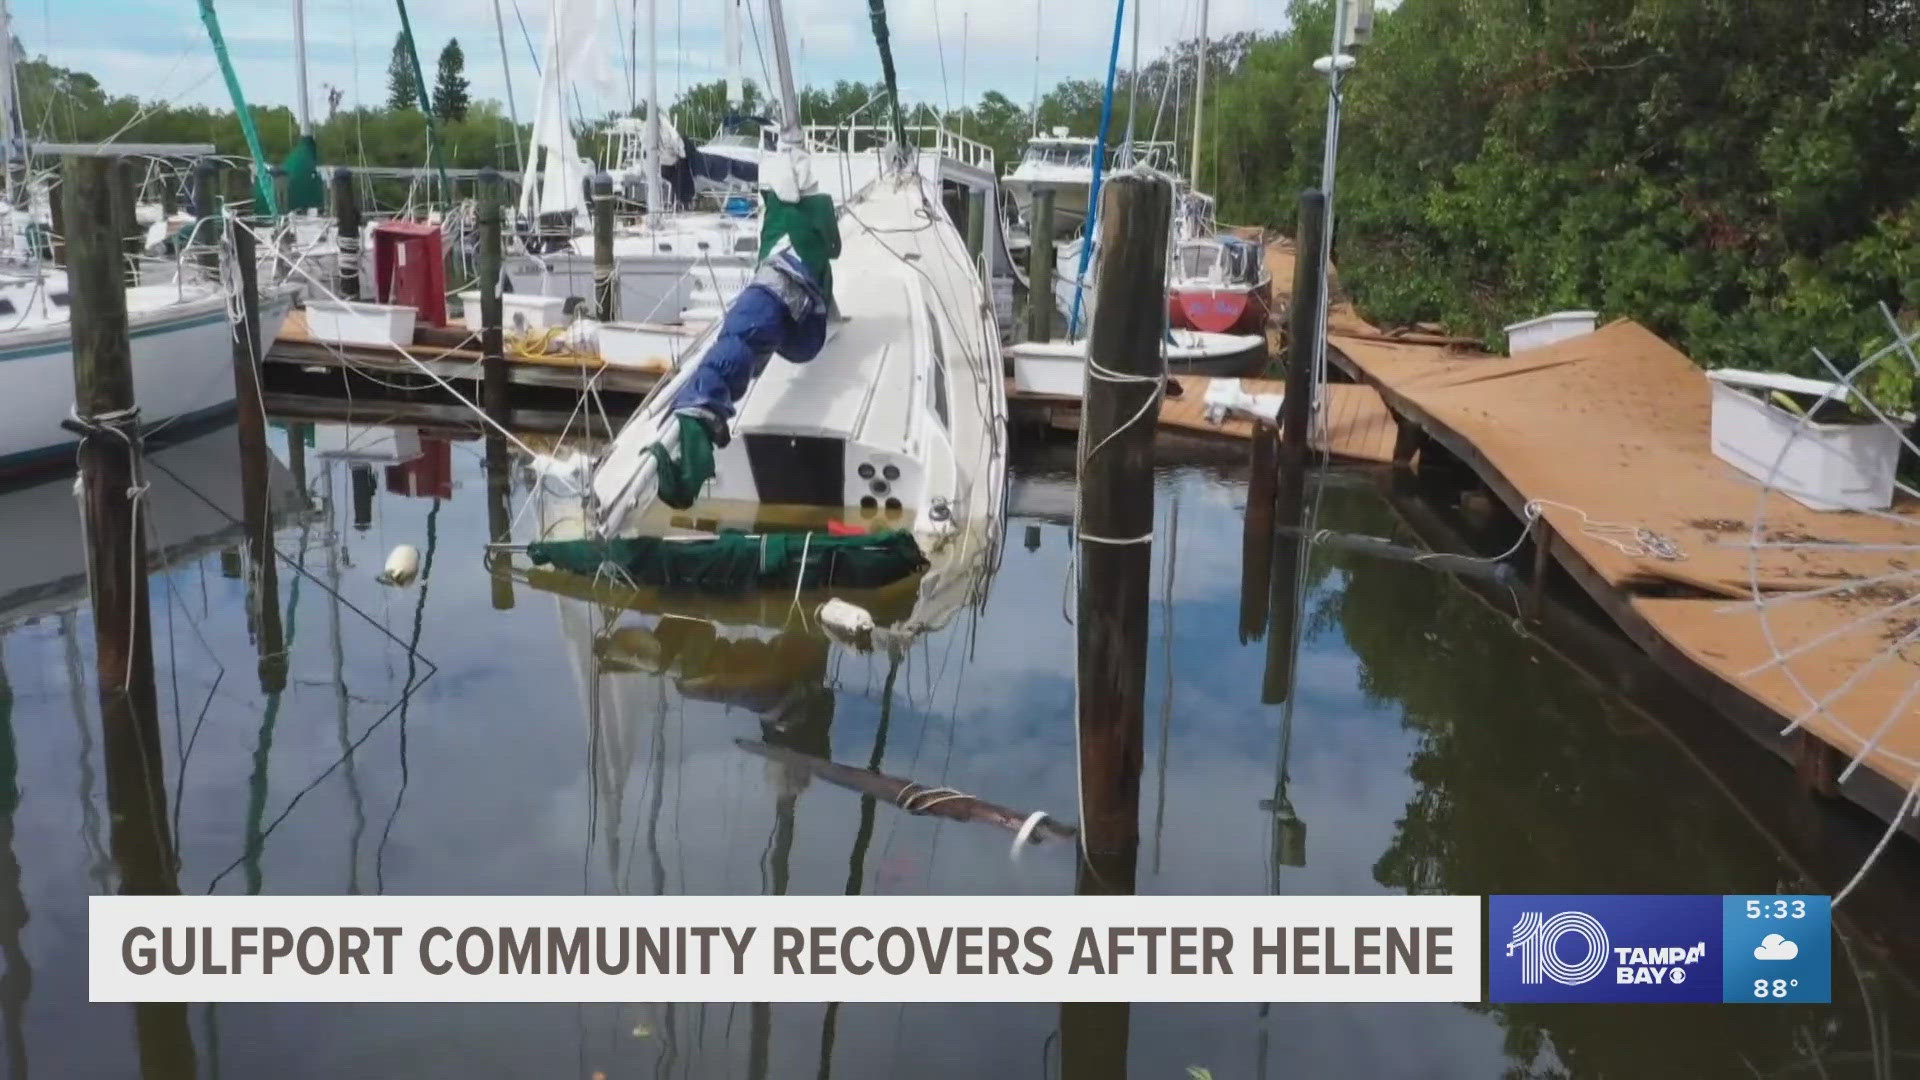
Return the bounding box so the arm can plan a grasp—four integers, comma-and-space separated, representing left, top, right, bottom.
527, 529, 926, 594
759, 191, 840, 306
282, 134, 325, 212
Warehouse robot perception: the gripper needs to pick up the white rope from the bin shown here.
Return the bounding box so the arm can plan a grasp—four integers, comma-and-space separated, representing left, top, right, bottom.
1009, 810, 1050, 861
1833, 778, 1920, 908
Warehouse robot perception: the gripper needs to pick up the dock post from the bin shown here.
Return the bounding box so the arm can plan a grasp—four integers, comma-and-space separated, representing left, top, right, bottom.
1265, 191, 1327, 704
159, 166, 178, 219
485, 434, 515, 611
1280, 191, 1327, 469
62, 155, 180, 895
1239, 421, 1279, 644
592, 171, 618, 322
1026, 186, 1056, 343
226, 198, 286, 694
285, 422, 310, 505
190, 159, 220, 280
111, 157, 139, 286
477, 167, 511, 431
331, 167, 362, 300
1074, 173, 1170, 863
965, 187, 986, 269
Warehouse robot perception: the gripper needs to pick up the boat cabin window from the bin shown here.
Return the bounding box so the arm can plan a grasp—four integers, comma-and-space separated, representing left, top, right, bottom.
1177, 243, 1220, 281
1024, 142, 1093, 170
0, 298, 14, 316
924, 302, 950, 429
50, 291, 69, 307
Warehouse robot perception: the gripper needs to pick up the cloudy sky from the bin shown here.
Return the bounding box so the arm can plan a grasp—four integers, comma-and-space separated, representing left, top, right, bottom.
34, 0, 1284, 120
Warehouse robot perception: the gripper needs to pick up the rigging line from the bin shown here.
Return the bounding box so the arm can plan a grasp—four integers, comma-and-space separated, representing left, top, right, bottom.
201, 668, 429, 891
138, 455, 440, 674
241, 516, 308, 896
511, 0, 542, 74
374, 495, 439, 893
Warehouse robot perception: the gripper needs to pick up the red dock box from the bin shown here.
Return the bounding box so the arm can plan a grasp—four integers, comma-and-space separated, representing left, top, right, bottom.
371, 221, 448, 327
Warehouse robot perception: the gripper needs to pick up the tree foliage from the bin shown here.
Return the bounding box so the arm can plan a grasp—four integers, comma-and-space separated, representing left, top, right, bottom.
387, 33, 416, 112
432, 39, 470, 123
1210, 0, 1920, 372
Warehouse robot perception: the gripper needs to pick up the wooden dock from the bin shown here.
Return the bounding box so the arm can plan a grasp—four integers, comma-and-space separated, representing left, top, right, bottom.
267, 314, 1401, 460
1330, 317, 1920, 839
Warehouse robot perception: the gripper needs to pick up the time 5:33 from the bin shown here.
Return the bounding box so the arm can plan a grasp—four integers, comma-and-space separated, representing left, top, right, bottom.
1746, 899, 1808, 919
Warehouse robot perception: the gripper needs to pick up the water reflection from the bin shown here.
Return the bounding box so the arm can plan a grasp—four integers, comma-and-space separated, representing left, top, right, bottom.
0, 421, 1911, 1075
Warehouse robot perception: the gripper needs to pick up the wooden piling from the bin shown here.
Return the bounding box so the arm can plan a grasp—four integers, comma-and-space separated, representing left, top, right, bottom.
485, 434, 515, 611
284, 422, 310, 505
331, 167, 362, 300
45, 163, 65, 265
190, 159, 221, 279
477, 167, 511, 430
1073, 173, 1170, 860
1264, 192, 1326, 704
592, 171, 617, 322
1280, 191, 1327, 468
965, 187, 986, 269
1026, 187, 1056, 344
61, 155, 177, 896
159, 166, 178, 219
1239, 421, 1279, 643
111, 158, 139, 286
227, 205, 286, 694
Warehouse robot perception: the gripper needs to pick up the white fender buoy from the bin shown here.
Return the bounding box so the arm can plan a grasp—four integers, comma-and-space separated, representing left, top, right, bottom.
816, 598, 874, 649
377, 544, 420, 587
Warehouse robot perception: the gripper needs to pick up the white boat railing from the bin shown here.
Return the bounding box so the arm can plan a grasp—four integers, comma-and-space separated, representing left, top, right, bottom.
801, 124, 996, 174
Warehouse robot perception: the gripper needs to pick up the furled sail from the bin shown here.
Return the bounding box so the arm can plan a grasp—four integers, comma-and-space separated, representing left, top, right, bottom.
519, 0, 618, 219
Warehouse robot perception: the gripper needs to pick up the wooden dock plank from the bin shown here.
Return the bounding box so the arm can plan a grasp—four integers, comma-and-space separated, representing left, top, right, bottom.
1328, 316, 1920, 815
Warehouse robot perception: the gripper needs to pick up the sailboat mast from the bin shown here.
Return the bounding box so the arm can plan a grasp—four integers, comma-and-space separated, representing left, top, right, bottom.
765, 0, 803, 148
1029, 0, 1042, 138
0, 0, 23, 209
724, 0, 742, 111
1122, 0, 1139, 162
490, 0, 522, 165
1189, 0, 1207, 185
292, 0, 312, 133
645, 0, 661, 211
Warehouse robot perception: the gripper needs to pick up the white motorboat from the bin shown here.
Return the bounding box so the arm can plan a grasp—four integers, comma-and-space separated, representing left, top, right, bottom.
0, 268, 296, 475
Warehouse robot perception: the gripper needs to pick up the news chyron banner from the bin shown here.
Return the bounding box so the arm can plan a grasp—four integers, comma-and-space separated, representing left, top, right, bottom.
1488, 895, 1831, 1004
92, 896, 1482, 1003
91, 894, 1833, 1003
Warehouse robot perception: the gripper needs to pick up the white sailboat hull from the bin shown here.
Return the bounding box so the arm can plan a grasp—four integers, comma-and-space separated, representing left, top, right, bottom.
0, 287, 296, 475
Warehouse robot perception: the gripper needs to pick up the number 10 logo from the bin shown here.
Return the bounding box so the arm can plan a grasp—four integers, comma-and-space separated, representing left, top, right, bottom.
1506, 911, 1611, 986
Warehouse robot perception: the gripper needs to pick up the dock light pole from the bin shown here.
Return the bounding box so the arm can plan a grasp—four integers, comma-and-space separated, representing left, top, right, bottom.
1307, 0, 1373, 432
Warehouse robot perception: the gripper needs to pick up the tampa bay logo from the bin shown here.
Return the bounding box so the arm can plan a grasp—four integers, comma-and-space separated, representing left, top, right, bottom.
1504, 911, 1610, 986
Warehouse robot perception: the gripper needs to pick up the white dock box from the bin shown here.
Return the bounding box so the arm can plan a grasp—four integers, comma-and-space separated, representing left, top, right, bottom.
1706, 369, 1900, 512
304, 300, 416, 348
457, 291, 569, 333
1505, 310, 1598, 355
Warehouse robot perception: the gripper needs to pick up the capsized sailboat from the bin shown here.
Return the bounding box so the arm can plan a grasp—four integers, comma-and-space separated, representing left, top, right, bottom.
525, 0, 1005, 635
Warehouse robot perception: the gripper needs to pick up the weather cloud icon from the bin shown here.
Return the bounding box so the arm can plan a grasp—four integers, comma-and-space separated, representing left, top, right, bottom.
1754, 934, 1800, 961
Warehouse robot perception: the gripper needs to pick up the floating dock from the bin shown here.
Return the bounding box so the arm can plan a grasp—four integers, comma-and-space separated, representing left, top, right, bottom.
1329, 315, 1920, 837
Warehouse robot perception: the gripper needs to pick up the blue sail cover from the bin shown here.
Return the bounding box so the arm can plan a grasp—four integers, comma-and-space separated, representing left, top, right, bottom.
670, 248, 829, 428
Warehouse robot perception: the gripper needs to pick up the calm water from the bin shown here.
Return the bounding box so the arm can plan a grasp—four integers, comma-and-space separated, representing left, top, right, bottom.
2, 418, 1917, 1078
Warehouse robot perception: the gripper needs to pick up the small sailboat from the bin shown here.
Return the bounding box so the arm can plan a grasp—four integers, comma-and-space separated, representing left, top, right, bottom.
1167, 205, 1270, 335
